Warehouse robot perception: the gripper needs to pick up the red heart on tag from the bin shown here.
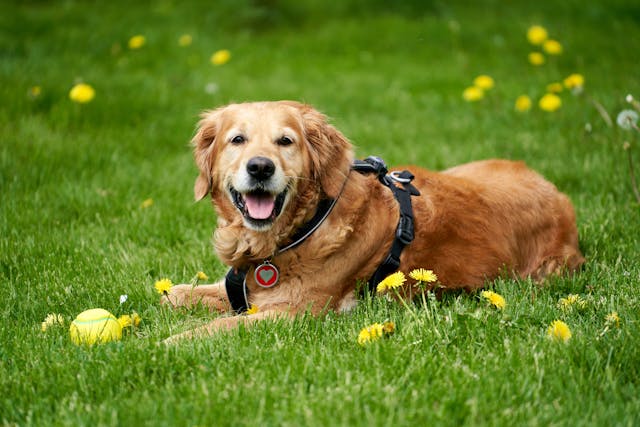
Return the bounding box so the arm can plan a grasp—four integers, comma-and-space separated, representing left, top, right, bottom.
255, 263, 278, 287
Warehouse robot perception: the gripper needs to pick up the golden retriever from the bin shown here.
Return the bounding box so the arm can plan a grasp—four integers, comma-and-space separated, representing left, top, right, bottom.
163, 100, 584, 341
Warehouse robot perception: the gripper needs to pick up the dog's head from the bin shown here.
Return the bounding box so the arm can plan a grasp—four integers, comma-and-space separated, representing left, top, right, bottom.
192, 101, 353, 235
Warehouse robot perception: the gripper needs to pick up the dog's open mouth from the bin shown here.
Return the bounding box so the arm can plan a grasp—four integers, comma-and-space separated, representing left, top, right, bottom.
230, 187, 287, 226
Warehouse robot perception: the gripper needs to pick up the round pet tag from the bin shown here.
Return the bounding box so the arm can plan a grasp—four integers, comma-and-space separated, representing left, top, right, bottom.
254, 261, 279, 288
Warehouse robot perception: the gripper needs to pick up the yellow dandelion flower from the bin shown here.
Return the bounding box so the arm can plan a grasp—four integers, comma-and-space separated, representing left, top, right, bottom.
543, 39, 563, 55
559, 294, 579, 306
527, 25, 548, 45
154, 278, 173, 295
118, 313, 141, 328
539, 93, 562, 112
211, 49, 231, 66
528, 52, 545, 66
515, 95, 532, 112
558, 294, 586, 310
196, 271, 208, 280
563, 73, 584, 90
382, 321, 395, 335
128, 35, 146, 49
376, 271, 406, 293
546, 82, 564, 93
41, 313, 64, 331
480, 290, 506, 309
131, 312, 142, 327
140, 198, 153, 209
357, 323, 384, 346
29, 86, 42, 98
605, 312, 620, 328
409, 268, 438, 283
547, 320, 572, 342
69, 83, 95, 104
118, 314, 132, 328
246, 304, 259, 315
178, 34, 192, 47
473, 75, 494, 90
463, 86, 484, 102
357, 328, 371, 346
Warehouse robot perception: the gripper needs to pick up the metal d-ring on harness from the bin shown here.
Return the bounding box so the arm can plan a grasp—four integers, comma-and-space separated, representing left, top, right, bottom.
224, 156, 420, 313
351, 156, 421, 294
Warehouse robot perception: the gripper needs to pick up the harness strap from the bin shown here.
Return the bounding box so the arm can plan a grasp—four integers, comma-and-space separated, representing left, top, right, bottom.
225, 268, 249, 313
365, 171, 420, 293
353, 157, 420, 294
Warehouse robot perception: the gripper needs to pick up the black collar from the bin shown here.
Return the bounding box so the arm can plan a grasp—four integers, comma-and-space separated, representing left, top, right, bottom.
277, 198, 337, 254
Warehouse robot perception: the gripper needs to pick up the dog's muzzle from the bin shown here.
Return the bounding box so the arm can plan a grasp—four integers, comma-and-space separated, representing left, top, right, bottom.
229, 156, 288, 228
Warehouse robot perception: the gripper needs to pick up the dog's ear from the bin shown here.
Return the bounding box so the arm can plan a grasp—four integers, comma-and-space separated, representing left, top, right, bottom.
192, 109, 220, 201
193, 173, 211, 202
299, 105, 353, 198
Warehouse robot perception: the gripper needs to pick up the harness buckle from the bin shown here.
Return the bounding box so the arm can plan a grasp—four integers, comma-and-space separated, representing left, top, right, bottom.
396, 215, 414, 245
364, 156, 388, 177
352, 156, 389, 179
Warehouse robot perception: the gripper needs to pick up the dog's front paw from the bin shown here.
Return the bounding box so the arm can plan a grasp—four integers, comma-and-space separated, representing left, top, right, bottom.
162, 317, 241, 344
162, 329, 195, 345
160, 282, 230, 312
160, 284, 198, 308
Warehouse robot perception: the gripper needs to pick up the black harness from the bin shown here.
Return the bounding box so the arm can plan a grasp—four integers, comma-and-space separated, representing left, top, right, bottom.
352, 156, 421, 292
225, 156, 420, 313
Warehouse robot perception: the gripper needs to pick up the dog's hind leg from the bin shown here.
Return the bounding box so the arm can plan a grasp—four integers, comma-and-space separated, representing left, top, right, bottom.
529, 252, 584, 281
529, 193, 585, 281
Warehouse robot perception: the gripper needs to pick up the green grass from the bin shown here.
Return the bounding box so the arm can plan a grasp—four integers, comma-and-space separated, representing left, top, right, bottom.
2, 0, 640, 425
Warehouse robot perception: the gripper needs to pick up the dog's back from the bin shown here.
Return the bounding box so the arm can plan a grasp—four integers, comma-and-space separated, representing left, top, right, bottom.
402, 159, 584, 288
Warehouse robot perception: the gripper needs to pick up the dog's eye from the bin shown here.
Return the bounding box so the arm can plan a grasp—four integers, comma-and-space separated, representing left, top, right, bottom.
230, 135, 245, 144
278, 136, 293, 146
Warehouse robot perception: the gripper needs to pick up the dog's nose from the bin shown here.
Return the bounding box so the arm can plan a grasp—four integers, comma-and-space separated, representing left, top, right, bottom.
246, 156, 276, 181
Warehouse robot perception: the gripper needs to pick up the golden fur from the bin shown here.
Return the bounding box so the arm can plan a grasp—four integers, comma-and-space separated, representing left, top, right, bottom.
163, 101, 584, 341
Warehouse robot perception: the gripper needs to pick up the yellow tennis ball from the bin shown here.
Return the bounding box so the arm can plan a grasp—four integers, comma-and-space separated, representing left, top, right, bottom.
69, 308, 122, 345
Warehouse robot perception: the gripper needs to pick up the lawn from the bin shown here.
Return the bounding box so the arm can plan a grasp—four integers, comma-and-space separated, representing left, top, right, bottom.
2, 0, 640, 425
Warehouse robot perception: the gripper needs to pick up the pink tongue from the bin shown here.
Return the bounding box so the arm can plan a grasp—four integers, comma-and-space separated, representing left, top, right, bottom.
244, 193, 276, 219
